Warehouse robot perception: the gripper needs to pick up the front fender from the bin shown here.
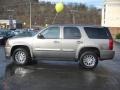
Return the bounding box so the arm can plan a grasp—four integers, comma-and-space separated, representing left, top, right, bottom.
11, 44, 34, 58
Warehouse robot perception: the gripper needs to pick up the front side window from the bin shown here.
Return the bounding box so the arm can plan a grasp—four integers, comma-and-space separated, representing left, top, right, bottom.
40, 27, 60, 39
64, 27, 81, 39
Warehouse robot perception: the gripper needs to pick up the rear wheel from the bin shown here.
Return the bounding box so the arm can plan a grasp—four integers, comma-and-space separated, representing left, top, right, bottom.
12, 48, 31, 65
79, 51, 98, 69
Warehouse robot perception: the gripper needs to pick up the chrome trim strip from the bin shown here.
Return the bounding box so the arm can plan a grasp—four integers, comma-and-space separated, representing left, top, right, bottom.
62, 49, 75, 52
34, 48, 60, 51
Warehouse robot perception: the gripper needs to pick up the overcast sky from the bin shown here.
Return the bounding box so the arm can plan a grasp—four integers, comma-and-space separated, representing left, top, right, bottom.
39, 0, 104, 8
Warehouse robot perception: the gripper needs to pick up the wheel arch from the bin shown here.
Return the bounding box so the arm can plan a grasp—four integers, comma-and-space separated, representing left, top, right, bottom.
10, 45, 33, 58
76, 47, 100, 59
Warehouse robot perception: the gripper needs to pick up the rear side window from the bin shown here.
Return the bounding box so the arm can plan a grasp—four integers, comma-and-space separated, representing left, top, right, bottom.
84, 27, 112, 39
64, 27, 81, 39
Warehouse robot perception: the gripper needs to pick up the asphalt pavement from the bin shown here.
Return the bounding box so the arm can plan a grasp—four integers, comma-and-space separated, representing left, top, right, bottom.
0, 42, 120, 90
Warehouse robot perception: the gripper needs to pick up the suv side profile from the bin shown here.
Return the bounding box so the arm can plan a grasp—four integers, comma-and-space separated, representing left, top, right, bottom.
5, 25, 115, 69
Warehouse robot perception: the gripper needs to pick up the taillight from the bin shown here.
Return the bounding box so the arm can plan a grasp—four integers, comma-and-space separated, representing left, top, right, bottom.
109, 39, 113, 50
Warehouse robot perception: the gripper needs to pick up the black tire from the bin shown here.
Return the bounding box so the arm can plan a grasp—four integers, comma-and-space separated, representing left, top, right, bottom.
12, 48, 31, 65
79, 51, 98, 69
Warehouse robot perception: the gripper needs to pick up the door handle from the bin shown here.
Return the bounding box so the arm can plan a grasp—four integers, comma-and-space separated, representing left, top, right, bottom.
54, 41, 60, 43
76, 41, 83, 44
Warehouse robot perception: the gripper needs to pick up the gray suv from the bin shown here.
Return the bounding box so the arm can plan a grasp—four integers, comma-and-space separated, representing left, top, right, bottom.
5, 25, 115, 69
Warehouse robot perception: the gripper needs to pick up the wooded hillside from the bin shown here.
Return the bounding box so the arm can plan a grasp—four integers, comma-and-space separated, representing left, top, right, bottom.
0, 0, 101, 27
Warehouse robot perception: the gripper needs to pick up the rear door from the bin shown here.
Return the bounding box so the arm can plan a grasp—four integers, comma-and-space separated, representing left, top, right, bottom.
61, 26, 82, 59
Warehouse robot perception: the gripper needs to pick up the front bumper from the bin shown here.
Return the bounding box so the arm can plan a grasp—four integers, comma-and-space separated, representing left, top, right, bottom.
100, 50, 115, 60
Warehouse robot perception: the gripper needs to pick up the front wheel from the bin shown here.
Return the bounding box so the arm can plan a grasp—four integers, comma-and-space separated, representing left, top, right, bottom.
12, 48, 31, 65
79, 51, 98, 69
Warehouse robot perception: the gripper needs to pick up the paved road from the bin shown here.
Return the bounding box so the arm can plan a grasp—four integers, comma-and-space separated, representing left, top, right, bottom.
0, 42, 120, 90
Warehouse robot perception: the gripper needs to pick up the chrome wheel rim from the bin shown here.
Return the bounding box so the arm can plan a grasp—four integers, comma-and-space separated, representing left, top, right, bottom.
15, 51, 26, 64
83, 55, 96, 67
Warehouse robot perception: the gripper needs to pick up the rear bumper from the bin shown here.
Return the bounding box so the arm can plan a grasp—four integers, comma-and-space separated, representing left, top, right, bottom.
100, 50, 115, 60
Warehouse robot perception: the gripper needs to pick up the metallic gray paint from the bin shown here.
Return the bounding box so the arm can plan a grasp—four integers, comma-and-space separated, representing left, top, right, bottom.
5, 25, 115, 61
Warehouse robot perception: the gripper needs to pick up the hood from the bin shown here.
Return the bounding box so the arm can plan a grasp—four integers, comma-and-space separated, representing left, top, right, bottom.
12, 35, 33, 38
8, 36, 34, 45
9, 36, 33, 41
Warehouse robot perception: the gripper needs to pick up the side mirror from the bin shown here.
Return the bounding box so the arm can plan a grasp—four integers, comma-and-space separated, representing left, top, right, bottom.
37, 34, 44, 39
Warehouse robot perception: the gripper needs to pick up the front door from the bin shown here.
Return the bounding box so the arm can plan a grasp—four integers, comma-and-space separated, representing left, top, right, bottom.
33, 27, 62, 58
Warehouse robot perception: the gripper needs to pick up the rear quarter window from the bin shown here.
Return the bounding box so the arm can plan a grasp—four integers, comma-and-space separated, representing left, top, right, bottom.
84, 27, 112, 39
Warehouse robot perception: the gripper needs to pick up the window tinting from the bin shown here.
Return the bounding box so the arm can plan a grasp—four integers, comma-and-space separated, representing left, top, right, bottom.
41, 27, 60, 39
64, 27, 81, 39
84, 27, 112, 39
